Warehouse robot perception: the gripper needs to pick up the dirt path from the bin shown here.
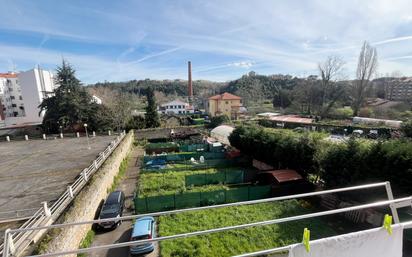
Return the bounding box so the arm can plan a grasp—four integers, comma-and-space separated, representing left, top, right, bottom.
89, 146, 159, 257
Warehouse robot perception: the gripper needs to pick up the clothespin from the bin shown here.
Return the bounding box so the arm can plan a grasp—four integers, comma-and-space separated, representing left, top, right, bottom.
383, 214, 393, 235
302, 228, 310, 252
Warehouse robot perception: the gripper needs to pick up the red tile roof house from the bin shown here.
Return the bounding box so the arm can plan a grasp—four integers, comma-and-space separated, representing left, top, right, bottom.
207, 92, 244, 119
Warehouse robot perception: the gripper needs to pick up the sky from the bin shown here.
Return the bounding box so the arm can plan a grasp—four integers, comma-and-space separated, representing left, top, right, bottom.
1, 0, 412, 83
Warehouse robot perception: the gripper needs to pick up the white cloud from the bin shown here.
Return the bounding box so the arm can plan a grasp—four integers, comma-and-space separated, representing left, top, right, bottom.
227, 61, 254, 68
1, 0, 412, 81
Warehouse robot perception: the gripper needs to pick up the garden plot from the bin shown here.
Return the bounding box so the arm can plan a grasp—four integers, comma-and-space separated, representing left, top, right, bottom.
158, 200, 336, 257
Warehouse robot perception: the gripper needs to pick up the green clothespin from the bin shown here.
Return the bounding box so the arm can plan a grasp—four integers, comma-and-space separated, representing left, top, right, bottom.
383, 214, 393, 235
302, 228, 310, 252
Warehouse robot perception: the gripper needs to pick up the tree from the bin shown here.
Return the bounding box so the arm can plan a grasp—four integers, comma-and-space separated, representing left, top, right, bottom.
40, 61, 108, 132
318, 56, 345, 117
351, 41, 378, 116
207, 115, 230, 129
401, 120, 412, 138
108, 93, 133, 132
144, 87, 160, 128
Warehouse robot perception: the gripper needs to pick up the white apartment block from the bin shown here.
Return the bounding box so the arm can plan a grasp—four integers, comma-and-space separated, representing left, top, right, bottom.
0, 73, 25, 122
0, 68, 56, 127
159, 100, 194, 115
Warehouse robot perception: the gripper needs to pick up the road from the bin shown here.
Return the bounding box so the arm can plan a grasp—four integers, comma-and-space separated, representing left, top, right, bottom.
89, 146, 159, 257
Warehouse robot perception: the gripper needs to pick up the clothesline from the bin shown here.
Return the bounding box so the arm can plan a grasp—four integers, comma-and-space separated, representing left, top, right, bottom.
233, 220, 412, 257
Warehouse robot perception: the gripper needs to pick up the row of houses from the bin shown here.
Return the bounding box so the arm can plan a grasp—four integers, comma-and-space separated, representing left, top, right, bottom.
158, 92, 246, 119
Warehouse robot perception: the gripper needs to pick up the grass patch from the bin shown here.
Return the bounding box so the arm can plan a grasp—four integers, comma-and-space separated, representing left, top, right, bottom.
77, 230, 95, 257
109, 156, 129, 193
137, 168, 241, 197
159, 200, 336, 257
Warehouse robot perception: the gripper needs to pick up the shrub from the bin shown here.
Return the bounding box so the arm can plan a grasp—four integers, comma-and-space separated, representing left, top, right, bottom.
401, 120, 412, 138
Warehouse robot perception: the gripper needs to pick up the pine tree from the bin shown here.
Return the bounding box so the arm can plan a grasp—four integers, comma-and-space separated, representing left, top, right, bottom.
144, 87, 160, 128
40, 60, 112, 132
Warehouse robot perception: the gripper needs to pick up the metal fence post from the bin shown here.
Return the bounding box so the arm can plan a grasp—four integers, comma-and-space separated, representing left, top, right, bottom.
6, 136, 10, 142
92, 131, 96, 137
43, 134, 47, 140
385, 181, 400, 223
42, 201, 51, 217
67, 186, 74, 198
25, 135, 28, 141
82, 169, 88, 181
108, 130, 111, 136
76, 132, 80, 138
60, 133, 63, 139
3, 229, 10, 257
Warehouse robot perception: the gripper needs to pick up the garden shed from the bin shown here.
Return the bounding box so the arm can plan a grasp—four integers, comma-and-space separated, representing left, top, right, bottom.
210, 125, 234, 145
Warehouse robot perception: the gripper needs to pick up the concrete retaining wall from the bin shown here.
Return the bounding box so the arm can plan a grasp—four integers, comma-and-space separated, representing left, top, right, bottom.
40, 131, 134, 256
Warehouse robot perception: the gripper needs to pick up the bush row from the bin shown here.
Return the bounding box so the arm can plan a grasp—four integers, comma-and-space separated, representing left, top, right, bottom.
229, 126, 412, 195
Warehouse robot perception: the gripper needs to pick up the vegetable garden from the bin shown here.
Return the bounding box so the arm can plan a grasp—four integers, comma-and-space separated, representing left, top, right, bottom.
134, 142, 336, 256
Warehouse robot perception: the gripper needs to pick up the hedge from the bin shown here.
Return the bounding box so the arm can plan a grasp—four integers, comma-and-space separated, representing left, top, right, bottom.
229, 125, 412, 195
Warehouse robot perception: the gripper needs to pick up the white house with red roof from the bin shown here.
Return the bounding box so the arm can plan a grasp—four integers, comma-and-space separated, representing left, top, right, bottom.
158, 99, 194, 115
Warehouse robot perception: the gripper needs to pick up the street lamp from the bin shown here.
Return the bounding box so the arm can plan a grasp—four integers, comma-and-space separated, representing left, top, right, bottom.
59, 125, 63, 139
84, 123, 91, 150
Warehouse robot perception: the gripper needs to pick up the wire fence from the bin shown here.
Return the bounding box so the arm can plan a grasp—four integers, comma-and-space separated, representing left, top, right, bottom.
134, 185, 272, 213
0, 132, 127, 256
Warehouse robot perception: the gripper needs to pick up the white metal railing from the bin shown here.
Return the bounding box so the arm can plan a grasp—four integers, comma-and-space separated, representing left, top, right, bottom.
2, 181, 410, 257
0, 132, 126, 257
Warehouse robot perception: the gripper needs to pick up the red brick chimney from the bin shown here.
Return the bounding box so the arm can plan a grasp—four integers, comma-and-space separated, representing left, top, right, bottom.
188, 61, 193, 104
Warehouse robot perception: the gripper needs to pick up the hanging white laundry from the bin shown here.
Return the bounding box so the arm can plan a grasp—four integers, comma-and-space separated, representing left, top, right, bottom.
288, 224, 404, 257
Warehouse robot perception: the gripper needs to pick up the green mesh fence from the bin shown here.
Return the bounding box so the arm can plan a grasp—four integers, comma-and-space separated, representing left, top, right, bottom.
147, 195, 175, 212
179, 144, 209, 152
185, 170, 244, 186
200, 190, 226, 205
175, 192, 201, 209
249, 185, 272, 200
226, 187, 249, 203
143, 152, 226, 163
135, 197, 147, 213
226, 170, 244, 184
134, 185, 272, 214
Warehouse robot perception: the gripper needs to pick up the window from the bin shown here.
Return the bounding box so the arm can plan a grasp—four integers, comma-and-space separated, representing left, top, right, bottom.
13, 112, 18, 117
19, 96, 23, 100
225, 101, 229, 104
178, 111, 182, 114
11, 104, 17, 107
10, 96, 15, 100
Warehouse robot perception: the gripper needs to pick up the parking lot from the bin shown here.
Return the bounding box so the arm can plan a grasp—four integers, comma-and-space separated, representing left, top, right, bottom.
0, 136, 116, 214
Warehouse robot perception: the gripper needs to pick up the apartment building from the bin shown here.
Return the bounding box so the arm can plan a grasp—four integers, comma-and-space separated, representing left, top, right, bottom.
0, 68, 56, 127
0, 73, 25, 122
207, 92, 243, 119
385, 77, 412, 101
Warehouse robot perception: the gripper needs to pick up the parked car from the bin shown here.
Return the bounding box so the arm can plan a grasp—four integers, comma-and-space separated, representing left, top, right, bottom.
97, 191, 125, 230
130, 217, 156, 256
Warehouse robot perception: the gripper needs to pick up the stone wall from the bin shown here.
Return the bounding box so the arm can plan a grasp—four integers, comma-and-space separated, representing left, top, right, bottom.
40, 131, 134, 256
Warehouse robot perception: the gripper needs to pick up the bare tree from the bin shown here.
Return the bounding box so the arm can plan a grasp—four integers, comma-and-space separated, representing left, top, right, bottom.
351, 41, 378, 116
108, 92, 133, 132
318, 55, 345, 116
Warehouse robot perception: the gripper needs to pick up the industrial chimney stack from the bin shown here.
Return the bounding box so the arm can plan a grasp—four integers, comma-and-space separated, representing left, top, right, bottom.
188, 61, 193, 104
